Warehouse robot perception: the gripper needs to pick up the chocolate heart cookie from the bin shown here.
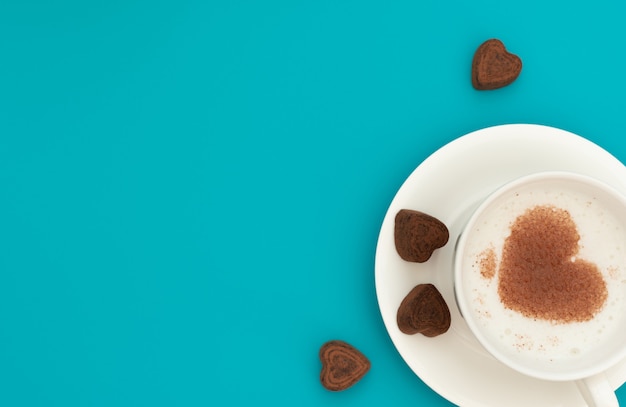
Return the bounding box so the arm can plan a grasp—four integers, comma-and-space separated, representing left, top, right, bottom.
397, 283, 451, 337
394, 209, 449, 263
319, 340, 370, 391
471, 38, 522, 90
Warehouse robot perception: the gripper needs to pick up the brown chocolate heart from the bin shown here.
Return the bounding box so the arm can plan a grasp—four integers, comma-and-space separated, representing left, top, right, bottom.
471, 39, 522, 90
319, 340, 370, 391
397, 283, 451, 337
394, 209, 449, 263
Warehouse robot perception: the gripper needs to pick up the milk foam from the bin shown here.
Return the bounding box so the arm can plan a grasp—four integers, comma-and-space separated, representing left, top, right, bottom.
462, 184, 626, 364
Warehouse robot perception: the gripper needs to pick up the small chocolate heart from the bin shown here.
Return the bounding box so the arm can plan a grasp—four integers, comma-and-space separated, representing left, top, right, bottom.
319, 340, 370, 391
394, 209, 449, 263
471, 38, 522, 90
397, 284, 451, 337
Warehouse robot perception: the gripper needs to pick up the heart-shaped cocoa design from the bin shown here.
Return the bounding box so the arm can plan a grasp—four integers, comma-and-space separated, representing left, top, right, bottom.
471, 39, 522, 90
495, 205, 608, 322
319, 340, 370, 391
397, 283, 451, 337
394, 209, 449, 263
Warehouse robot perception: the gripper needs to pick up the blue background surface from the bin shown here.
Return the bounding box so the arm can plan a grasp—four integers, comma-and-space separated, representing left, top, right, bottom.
1, 1, 626, 406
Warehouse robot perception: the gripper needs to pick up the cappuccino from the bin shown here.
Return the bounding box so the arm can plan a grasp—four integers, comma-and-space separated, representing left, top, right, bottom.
459, 177, 626, 369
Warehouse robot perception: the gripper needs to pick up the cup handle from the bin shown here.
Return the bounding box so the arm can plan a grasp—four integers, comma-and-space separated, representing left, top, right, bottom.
575, 372, 619, 407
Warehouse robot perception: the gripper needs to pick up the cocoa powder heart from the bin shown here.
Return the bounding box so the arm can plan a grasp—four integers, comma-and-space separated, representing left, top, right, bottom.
319, 340, 370, 391
471, 39, 522, 90
496, 205, 608, 322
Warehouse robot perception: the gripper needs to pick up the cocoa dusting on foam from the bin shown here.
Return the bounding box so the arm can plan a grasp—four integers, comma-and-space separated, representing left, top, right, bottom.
497, 205, 608, 323
478, 246, 497, 279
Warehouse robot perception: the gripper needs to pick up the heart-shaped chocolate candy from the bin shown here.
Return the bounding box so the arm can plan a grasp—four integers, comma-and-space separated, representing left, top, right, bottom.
471, 38, 522, 90
319, 340, 370, 391
397, 283, 451, 337
394, 209, 449, 263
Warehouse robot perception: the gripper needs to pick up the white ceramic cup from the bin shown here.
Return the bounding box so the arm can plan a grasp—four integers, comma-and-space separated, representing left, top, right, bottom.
454, 171, 626, 407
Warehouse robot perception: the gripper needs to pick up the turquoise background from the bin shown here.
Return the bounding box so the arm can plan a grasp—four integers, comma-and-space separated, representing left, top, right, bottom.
1, 0, 626, 406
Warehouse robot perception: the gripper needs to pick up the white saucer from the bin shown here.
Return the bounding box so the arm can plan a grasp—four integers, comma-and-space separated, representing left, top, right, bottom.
375, 124, 626, 407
